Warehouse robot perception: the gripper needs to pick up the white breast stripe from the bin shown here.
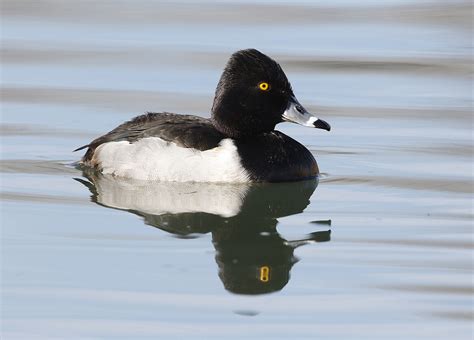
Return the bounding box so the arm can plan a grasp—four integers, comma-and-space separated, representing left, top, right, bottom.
92, 137, 251, 182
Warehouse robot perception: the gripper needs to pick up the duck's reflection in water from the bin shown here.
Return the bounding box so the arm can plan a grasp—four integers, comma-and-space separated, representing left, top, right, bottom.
77, 172, 331, 295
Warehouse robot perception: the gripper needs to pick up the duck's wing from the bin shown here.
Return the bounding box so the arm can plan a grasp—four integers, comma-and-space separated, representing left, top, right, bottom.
75, 112, 225, 162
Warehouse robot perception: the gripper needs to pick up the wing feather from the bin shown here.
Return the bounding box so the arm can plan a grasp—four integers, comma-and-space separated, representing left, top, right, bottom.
77, 112, 225, 163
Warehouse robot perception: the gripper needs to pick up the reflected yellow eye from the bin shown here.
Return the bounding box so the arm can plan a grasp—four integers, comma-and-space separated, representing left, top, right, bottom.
259, 82, 270, 91
259, 266, 270, 282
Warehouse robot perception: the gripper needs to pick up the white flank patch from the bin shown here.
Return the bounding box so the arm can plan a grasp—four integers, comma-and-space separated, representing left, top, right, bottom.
93, 137, 251, 182
92, 175, 250, 217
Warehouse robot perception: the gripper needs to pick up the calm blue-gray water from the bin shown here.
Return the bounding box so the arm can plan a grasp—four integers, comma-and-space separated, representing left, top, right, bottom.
1, 0, 472, 339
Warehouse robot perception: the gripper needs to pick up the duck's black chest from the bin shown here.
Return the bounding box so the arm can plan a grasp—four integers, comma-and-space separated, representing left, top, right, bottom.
235, 131, 319, 182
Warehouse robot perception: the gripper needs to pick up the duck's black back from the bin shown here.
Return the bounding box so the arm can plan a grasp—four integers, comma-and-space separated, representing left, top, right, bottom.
76, 112, 225, 162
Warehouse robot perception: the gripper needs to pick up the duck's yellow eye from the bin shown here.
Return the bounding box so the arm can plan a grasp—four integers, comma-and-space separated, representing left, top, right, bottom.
259, 82, 270, 91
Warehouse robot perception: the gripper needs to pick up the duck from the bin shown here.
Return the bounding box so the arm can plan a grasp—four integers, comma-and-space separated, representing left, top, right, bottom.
75, 48, 330, 183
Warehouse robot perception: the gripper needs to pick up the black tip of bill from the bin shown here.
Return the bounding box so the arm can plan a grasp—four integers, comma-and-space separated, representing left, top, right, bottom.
313, 118, 331, 131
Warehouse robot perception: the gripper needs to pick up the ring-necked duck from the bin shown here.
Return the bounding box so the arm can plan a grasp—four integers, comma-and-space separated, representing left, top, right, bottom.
75, 49, 330, 182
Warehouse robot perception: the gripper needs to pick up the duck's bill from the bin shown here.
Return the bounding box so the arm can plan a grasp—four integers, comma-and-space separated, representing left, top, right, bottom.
282, 95, 331, 131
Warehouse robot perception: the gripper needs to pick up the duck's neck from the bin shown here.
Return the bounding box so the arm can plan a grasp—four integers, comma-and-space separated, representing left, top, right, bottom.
211, 109, 277, 139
